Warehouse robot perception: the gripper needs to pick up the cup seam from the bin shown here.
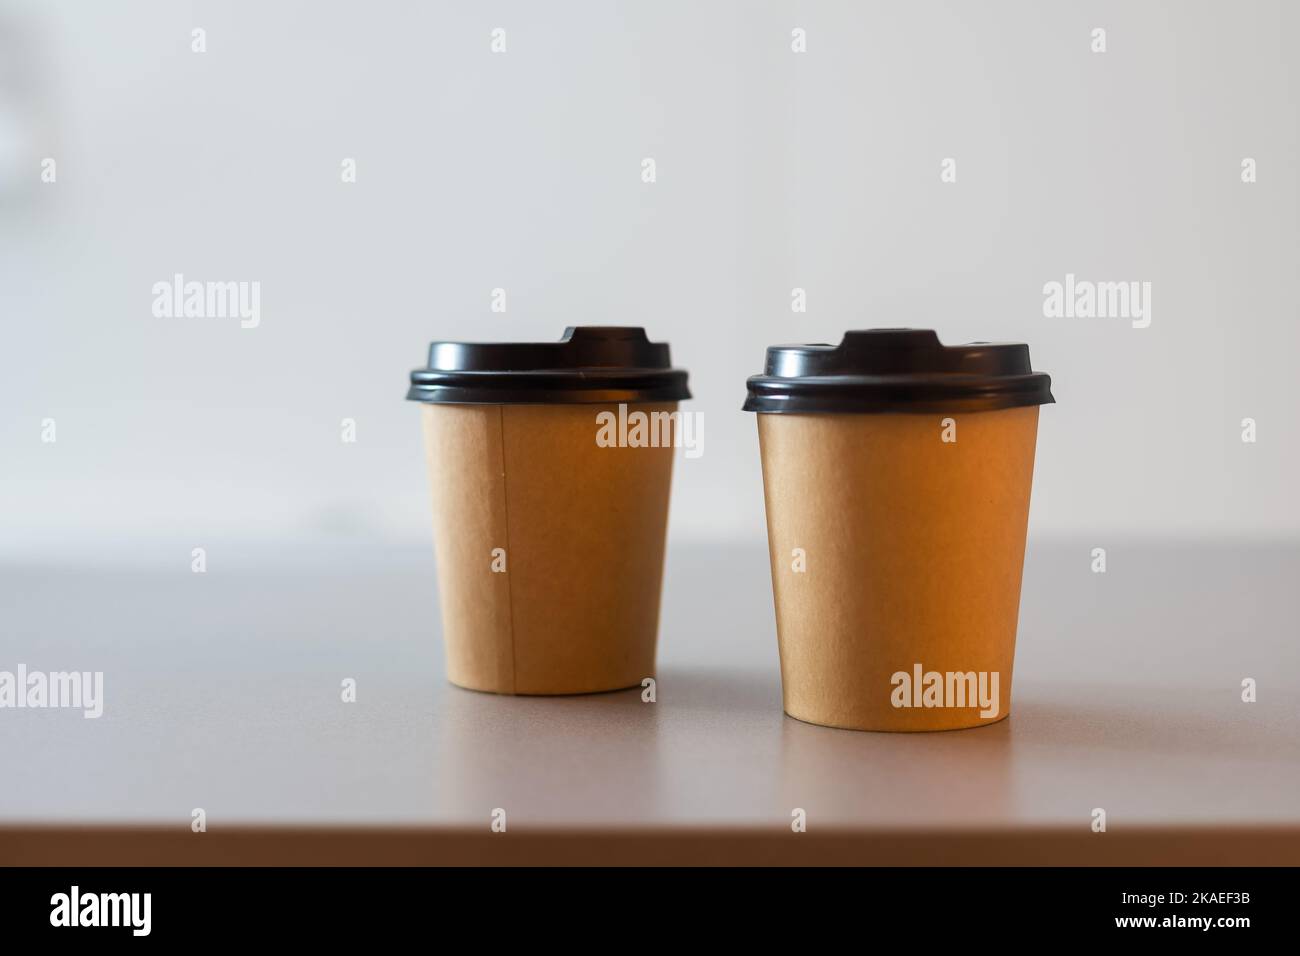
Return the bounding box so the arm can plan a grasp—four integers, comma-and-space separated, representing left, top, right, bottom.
497, 405, 518, 695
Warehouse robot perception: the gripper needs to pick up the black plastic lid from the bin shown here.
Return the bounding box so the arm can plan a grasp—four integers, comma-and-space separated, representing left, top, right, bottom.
743, 329, 1054, 414
407, 326, 691, 405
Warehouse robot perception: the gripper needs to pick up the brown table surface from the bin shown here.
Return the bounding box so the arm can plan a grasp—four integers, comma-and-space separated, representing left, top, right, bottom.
2, 539, 1297, 865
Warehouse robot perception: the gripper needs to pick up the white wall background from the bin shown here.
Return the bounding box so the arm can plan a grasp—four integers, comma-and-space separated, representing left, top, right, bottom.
1, 0, 1297, 567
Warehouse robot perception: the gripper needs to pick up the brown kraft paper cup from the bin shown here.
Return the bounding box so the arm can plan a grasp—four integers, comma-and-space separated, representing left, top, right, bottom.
408, 328, 690, 695
421, 402, 675, 694
744, 330, 1054, 731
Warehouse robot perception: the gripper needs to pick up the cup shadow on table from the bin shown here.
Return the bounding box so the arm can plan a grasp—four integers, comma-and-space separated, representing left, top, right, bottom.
780, 682, 1297, 826
432, 678, 666, 826
430, 666, 790, 826
1006, 684, 1295, 759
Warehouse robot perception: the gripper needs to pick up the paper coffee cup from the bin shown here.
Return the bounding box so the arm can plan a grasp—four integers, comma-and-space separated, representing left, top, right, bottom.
407, 327, 690, 695
744, 330, 1054, 731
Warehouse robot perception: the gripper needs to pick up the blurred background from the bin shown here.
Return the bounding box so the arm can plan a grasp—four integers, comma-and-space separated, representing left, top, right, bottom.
1, 0, 1297, 570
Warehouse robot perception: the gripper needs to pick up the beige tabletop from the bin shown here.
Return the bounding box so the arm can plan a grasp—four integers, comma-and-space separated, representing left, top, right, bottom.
1, 538, 1297, 864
